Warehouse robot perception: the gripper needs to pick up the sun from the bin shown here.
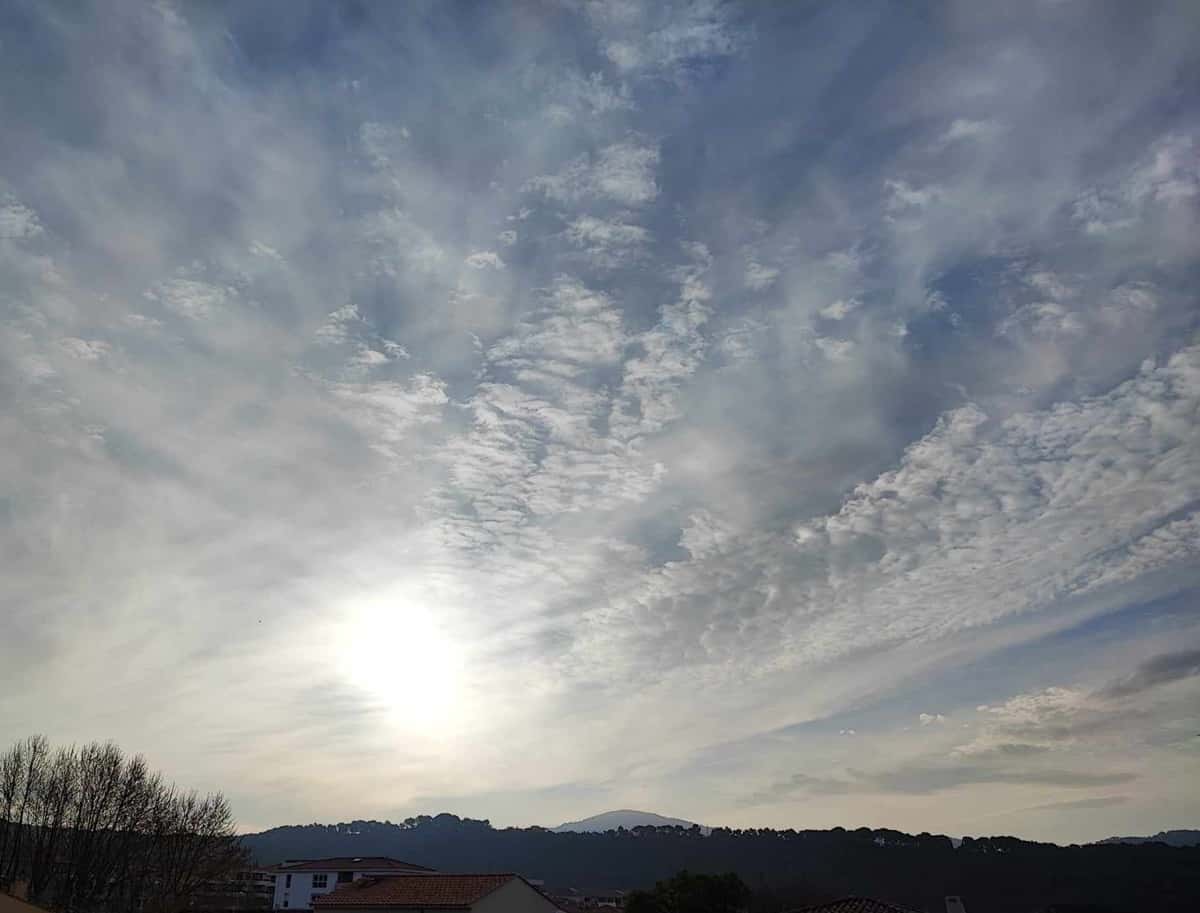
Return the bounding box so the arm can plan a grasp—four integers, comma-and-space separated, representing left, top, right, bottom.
336, 586, 467, 735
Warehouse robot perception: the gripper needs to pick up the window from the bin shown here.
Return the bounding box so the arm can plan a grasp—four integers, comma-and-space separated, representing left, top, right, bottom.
337, 872, 353, 884
285, 875, 292, 889
282, 902, 288, 909
312, 875, 328, 888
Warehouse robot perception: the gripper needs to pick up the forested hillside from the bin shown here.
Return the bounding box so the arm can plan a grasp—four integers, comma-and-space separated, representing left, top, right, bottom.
241, 816, 1200, 913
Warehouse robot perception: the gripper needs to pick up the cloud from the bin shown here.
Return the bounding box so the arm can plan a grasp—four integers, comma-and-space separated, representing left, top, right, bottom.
819, 298, 858, 320
744, 261, 779, 291
542, 71, 633, 123
359, 122, 409, 169
465, 251, 506, 270
0, 199, 44, 239
609, 243, 713, 439
313, 304, 411, 375
734, 638, 1200, 811
937, 118, 1004, 146
1072, 133, 1199, 235
1100, 648, 1200, 699
316, 304, 364, 345
249, 240, 283, 261
864, 764, 1136, 795
740, 760, 1134, 805
58, 338, 110, 361
328, 374, 449, 459
426, 274, 666, 570
780, 347, 1200, 659
143, 278, 234, 321
949, 649, 1200, 772
581, 0, 741, 79
1026, 796, 1129, 813
528, 141, 661, 207
952, 687, 1109, 761
2, 0, 1198, 841
565, 215, 651, 269
740, 772, 854, 807
884, 179, 943, 217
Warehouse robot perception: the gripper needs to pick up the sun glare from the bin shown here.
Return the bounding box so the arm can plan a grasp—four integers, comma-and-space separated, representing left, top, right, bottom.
337, 588, 467, 734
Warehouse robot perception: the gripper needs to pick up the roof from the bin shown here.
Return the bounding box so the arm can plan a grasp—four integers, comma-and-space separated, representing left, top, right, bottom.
312, 875, 528, 909
273, 858, 435, 873
1, 894, 53, 913
788, 899, 925, 913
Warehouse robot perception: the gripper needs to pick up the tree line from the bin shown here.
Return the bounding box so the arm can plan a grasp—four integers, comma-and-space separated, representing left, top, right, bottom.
243, 815, 1200, 912
625, 871, 751, 913
0, 735, 244, 913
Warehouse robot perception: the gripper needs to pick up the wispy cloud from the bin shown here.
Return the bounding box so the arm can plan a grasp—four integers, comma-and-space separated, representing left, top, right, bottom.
1026, 796, 1130, 813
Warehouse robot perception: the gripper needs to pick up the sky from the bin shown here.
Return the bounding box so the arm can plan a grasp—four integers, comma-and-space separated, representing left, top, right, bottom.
1, 0, 1198, 845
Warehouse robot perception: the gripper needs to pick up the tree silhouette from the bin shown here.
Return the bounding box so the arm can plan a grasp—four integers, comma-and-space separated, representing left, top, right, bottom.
625, 871, 751, 913
0, 735, 244, 913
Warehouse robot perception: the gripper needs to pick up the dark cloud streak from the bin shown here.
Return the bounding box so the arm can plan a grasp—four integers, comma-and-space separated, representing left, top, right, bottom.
1100, 648, 1200, 699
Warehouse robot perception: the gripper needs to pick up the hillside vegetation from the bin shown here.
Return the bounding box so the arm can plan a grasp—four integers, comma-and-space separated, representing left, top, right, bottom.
241, 816, 1200, 913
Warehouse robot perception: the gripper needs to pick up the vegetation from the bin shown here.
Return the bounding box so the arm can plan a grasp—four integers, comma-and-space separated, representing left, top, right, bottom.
0, 735, 244, 913
243, 815, 1200, 913
625, 871, 751, 913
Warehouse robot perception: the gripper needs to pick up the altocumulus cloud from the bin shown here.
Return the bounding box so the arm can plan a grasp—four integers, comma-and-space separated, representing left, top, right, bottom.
0, 0, 1198, 842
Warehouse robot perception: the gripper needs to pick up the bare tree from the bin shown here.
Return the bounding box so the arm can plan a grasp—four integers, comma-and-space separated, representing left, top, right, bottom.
0, 736, 243, 913
27, 744, 78, 902
0, 738, 26, 889
0, 735, 49, 890
144, 791, 245, 913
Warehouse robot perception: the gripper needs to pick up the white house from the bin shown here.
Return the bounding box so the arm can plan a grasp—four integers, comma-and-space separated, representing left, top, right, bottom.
312, 874, 561, 913
553, 889, 626, 909
269, 858, 435, 910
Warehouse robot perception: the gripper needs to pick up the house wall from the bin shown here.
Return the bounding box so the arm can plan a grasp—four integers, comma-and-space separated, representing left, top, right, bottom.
273, 871, 409, 910
473, 879, 562, 913
273, 872, 317, 909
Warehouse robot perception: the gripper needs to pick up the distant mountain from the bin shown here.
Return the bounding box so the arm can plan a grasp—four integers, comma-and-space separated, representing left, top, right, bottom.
551, 809, 705, 833
1096, 829, 1200, 847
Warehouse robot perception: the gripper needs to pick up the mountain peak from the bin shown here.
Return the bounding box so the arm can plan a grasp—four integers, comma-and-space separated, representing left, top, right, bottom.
1095, 829, 1200, 847
551, 809, 706, 833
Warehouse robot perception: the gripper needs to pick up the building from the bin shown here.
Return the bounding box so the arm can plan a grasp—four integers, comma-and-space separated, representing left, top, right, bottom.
312, 874, 561, 913
550, 889, 625, 909
788, 900, 925, 913
191, 869, 277, 913
270, 858, 435, 910
0, 893, 50, 913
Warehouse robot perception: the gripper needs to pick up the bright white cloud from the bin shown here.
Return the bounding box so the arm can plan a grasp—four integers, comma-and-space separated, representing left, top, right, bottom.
744, 260, 779, 291
528, 141, 660, 206
57, 337, 110, 361
565, 215, 651, 269
144, 278, 234, 320
818, 298, 858, 320
0, 199, 44, 239
465, 251, 506, 270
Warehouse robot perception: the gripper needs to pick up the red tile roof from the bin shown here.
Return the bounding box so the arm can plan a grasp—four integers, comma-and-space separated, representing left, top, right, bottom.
273, 858, 434, 873
1, 894, 53, 913
789, 899, 925, 913
313, 875, 531, 909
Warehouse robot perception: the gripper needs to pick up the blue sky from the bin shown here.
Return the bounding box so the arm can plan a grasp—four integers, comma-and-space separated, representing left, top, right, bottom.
1, 0, 1198, 842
